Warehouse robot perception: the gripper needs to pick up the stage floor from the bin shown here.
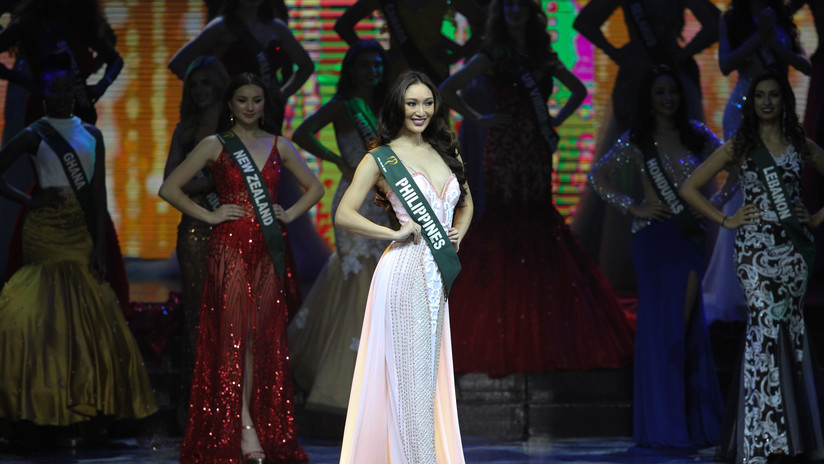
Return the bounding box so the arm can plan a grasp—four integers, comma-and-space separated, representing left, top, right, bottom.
0, 436, 725, 463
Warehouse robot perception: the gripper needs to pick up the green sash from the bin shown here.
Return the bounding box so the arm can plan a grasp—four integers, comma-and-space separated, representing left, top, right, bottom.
216, 131, 286, 279
30, 118, 97, 240
639, 138, 705, 250
371, 145, 461, 294
751, 143, 815, 280
343, 97, 377, 148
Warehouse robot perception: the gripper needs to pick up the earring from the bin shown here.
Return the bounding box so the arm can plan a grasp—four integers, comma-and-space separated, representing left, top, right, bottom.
260, 112, 264, 126
229, 112, 234, 124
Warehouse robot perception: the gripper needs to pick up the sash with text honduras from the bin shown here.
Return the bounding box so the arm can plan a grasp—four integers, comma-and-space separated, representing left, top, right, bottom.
378, 0, 446, 83
344, 97, 377, 148
217, 131, 286, 279
371, 145, 461, 294
513, 57, 560, 155
640, 138, 705, 250
751, 142, 815, 279
30, 118, 97, 240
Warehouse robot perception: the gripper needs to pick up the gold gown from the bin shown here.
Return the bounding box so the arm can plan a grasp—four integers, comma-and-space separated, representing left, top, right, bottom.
0, 191, 157, 425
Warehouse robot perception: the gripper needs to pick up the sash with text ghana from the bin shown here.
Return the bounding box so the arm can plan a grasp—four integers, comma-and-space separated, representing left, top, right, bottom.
31, 118, 98, 240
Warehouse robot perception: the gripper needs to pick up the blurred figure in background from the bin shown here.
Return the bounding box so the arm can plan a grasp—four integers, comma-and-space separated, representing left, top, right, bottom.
589, 65, 725, 448
440, 0, 634, 376
163, 55, 230, 425
170, 0, 330, 290
0, 65, 157, 447
571, 0, 719, 290
288, 40, 392, 414
703, 0, 811, 324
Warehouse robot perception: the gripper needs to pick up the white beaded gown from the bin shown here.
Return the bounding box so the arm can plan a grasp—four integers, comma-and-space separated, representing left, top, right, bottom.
339, 163, 464, 464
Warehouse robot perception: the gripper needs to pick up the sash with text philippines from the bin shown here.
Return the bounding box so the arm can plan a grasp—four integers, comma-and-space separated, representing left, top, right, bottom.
371, 145, 461, 294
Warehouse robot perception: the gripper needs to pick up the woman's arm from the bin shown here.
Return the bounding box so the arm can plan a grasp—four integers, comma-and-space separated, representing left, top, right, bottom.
336, 153, 419, 242
572, 0, 624, 63
292, 98, 353, 176
164, 125, 215, 195
438, 53, 510, 129
718, 12, 770, 75
168, 18, 225, 80
333, 0, 376, 45
87, 126, 108, 273
766, 23, 812, 75
272, 19, 315, 100
0, 128, 42, 205
276, 136, 324, 223
588, 137, 645, 214
680, 141, 757, 228
550, 64, 586, 127
87, 36, 124, 102
681, 0, 720, 57
0, 16, 39, 93
805, 139, 824, 227
449, 156, 473, 251
159, 135, 244, 224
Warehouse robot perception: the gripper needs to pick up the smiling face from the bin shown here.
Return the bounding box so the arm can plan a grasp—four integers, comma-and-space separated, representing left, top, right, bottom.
649, 74, 680, 119
400, 83, 435, 136
752, 78, 783, 122
188, 70, 218, 111
228, 84, 265, 126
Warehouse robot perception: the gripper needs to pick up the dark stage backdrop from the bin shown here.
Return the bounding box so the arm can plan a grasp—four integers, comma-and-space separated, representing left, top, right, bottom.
0, 1, 817, 261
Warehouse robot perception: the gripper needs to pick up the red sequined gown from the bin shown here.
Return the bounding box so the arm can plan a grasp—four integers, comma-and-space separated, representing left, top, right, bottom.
449, 55, 635, 375
180, 140, 306, 464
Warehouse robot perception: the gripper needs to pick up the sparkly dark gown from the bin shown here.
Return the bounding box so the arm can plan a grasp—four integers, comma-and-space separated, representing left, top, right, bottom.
179, 140, 306, 464
449, 51, 635, 375
722, 146, 824, 463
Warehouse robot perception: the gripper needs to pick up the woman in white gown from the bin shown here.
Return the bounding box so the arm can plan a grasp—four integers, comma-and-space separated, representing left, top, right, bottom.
335, 70, 473, 463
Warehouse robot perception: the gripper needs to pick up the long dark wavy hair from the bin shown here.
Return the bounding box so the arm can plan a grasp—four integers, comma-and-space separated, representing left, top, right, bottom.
724, 0, 801, 52
482, 0, 558, 69
630, 65, 705, 153
216, 73, 281, 135
371, 70, 467, 206
336, 39, 388, 111
731, 71, 810, 166
180, 56, 230, 151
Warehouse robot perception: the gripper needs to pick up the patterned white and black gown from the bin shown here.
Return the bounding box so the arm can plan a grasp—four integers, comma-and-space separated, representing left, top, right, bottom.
723, 145, 824, 463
